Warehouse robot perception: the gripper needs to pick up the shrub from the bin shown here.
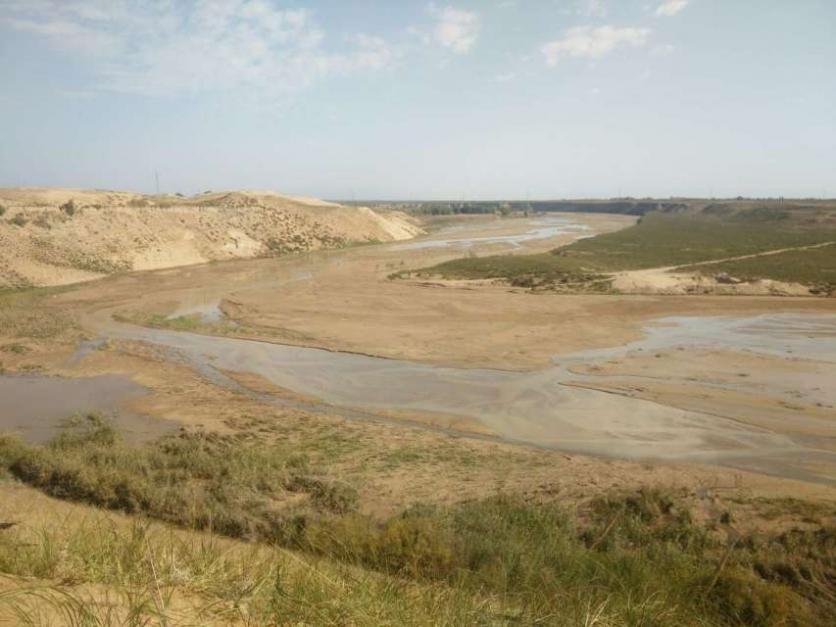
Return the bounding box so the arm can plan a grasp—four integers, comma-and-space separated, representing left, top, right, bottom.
0, 204, 5, 216
60, 199, 77, 216
0, 343, 28, 354
10, 214, 27, 227
0, 416, 359, 536
0, 421, 832, 625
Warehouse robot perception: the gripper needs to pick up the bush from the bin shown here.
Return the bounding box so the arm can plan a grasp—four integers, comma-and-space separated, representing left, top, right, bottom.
0, 421, 832, 625
708, 569, 811, 626
60, 199, 77, 216
0, 415, 359, 537
0, 204, 5, 216
10, 214, 27, 227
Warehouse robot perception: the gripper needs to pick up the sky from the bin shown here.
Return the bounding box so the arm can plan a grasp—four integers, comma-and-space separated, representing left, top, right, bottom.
0, 0, 834, 200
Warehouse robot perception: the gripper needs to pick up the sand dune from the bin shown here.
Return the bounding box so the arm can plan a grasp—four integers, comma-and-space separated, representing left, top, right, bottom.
0, 188, 421, 287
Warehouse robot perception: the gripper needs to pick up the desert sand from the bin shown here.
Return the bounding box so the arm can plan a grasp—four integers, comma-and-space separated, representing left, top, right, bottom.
0, 188, 420, 287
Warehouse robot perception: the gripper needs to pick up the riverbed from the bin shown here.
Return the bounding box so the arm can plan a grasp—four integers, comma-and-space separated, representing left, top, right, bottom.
27, 212, 836, 484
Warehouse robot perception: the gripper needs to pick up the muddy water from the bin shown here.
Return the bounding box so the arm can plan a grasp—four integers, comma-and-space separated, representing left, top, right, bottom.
0, 374, 173, 443
95, 311, 836, 483
389, 214, 591, 250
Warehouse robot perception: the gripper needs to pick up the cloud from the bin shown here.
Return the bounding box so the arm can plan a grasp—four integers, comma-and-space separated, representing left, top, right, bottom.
576, 0, 607, 18
651, 43, 676, 56
541, 26, 650, 66
655, 1, 689, 17
431, 6, 480, 54
0, 1, 396, 97
492, 72, 516, 82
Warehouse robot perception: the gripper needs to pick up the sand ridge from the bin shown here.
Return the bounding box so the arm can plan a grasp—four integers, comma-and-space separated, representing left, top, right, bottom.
0, 187, 422, 287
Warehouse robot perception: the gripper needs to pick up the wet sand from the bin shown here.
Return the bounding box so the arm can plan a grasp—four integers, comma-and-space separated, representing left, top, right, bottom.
84, 311, 834, 484
0, 373, 173, 442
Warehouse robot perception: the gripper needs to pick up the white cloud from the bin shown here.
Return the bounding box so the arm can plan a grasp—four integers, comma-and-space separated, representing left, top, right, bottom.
651, 43, 676, 56
431, 6, 480, 54
493, 72, 516, 82
655, 0, 689, 17
576, 0, 607, 18
541, 26, 650, 66
0, 1, 396, 97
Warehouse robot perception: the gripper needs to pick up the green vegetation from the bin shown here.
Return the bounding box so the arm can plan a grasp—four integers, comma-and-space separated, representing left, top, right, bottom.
418, 210, 836, 290
350, 199, 686, 216
0, 414, 358, 537
558, 211, 836, 270
404, 251, 613, 290
145, 313, 204, 332
1, 416, 834, 625
680, 243, 836, 295
0, 515, 510, 625
115, 311, 246, 339
115, 309, 322, 346
0, 343, 28, 354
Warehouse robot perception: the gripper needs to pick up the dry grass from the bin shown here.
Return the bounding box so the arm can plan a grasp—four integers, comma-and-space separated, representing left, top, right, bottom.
0, 287, 78, 340
1, 417, 833, 625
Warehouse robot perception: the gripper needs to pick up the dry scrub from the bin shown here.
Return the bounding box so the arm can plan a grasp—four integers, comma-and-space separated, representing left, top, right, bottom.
1, 416, 834, 625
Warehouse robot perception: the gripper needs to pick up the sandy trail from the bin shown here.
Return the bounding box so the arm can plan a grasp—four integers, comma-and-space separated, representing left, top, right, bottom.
669, 240, 836, 270
612, 241, 835, 296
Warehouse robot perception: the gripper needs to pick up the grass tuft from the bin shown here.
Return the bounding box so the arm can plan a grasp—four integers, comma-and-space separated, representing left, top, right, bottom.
1, 419, 833, 624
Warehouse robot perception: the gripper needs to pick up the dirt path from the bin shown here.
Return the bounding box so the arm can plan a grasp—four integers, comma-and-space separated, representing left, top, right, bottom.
611, 241, 836, 296
670, 240, 836, 271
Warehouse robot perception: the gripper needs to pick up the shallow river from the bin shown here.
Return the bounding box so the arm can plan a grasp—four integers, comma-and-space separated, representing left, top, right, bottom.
8, 213, 835, 483
0, 373, 173, 442
93, 310, 836, 484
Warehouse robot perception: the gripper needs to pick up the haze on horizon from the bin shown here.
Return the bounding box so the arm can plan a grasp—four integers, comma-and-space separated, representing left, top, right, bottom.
1, 0, 834, 200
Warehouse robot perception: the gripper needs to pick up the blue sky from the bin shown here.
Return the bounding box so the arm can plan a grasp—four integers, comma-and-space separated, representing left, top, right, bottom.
1, 0, 834, 199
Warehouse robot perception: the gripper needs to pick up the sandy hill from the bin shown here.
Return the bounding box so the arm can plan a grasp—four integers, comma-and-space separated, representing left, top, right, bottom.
0, 188, 422, 287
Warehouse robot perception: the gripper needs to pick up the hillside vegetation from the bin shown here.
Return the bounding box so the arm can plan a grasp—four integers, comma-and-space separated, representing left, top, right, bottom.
0, 188, 421, 288
415, 203, 836, 294
1, 415, 834, 625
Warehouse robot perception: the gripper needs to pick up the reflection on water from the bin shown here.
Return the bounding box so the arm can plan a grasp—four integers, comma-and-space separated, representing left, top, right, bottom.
389, 215, 590, 250
0, 374, 172, 443
98, 312, 836, 483
168, 301, 225, 323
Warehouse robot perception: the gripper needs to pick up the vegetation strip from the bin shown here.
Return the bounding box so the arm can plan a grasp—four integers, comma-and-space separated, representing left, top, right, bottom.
409, 208, 836, 294
1, 415, 834, 625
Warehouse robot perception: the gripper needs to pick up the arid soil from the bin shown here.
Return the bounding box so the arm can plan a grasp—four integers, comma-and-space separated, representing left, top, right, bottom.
0, 187, 421, 287
80, 212, 835, 370
611, 242, 836, 296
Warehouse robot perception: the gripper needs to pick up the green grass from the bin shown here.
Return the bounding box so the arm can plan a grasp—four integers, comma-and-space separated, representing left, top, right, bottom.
0, 414, 358, 539
0, 516, 504, 625
114, 311, 236, 335
410, 251, 612, 290
419, 211, 836, 290
1, 416, 834, 625
680, 243, 836, 293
